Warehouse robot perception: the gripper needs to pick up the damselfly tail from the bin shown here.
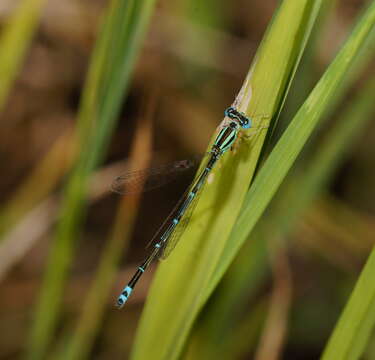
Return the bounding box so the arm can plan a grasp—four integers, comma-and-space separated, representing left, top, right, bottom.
117, 286, 133, 308
116, 242, 162, 309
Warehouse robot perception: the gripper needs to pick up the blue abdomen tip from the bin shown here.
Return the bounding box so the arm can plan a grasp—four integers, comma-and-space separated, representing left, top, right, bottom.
116, 286, 133, 308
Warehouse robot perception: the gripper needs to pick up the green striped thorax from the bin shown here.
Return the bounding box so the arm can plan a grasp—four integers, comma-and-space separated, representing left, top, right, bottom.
213, 107, 252, 154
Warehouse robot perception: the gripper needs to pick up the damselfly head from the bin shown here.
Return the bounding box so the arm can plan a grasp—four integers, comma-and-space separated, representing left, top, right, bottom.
239, 116, 251, 129
224, 107, 252, 129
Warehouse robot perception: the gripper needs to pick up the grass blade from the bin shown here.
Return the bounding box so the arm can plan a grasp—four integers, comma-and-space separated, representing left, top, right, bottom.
61, 96, 154, 360
208, 0, 375, 300
0, 0, 47, 112
321, 246, 375, 360
214, 19, 375, 344
319, 81, 375, 358
26, 0, 157, 359
205, 72, 375, 360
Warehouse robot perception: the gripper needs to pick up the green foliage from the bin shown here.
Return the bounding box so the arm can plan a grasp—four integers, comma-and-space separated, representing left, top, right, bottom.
0, 0, 373, 359
191, 68, 375, 360
219, 0, 375, 301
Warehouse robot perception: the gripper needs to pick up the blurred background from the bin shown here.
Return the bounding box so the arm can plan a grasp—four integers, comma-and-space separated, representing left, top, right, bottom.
0, 0, 374, 359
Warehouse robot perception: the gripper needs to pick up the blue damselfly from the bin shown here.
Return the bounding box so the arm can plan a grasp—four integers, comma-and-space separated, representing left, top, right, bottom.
115, 106, 266, 308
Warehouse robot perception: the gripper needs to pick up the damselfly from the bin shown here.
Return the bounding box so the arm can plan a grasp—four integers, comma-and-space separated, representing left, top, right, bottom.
115, 106, 266, 308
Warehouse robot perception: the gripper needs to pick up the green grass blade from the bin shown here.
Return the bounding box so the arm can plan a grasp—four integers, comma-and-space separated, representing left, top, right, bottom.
281, 0, 338, 125
216, 73, 375, 358
194, 3, 375, 356
131, 1, 324, 359
60, 98, 154, 360
0, 0, 47, 112
319, 83, 375, 358
26, 1, 156, 359
186, 67, 375, 360
185, 228, 269, 360
287, 79, 375, 223
321, 246, 375, 360
211, 13, 375, 340
208, 0, 375, 300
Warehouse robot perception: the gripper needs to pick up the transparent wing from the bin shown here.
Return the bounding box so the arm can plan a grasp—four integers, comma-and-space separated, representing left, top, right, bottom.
111, 159, 198, 195
144, 153, 211, 258
159, 180, 205, 259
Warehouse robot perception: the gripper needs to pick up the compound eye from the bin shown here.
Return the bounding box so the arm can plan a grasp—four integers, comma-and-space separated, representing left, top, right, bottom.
224, 107, 235, 118
241, 120, 251, 129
